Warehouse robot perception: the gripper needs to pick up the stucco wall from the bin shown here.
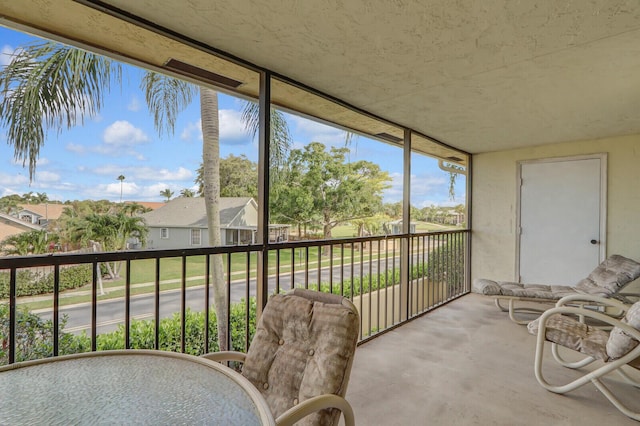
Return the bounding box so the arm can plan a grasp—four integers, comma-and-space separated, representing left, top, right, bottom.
147, 227, 212, 249
472, 134, 640, 291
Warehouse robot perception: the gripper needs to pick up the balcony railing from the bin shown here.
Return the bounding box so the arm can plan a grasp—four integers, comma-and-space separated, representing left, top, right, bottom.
0, 230, 469, 365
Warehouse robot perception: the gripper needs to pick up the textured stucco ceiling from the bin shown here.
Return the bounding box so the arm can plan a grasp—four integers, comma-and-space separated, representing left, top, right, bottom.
2, 0, 640, 155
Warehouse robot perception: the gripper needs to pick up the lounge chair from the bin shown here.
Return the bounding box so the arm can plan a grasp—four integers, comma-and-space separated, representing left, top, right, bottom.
472, 254, 640, 324
201, 289, 360, 426
528, 294, 640, 421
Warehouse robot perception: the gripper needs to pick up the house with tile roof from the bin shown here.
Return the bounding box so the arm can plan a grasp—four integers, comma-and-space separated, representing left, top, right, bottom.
141, 197, 289, 249
17, 203, 66, 227
0, 212, 44, 243
0, 204, 65, 248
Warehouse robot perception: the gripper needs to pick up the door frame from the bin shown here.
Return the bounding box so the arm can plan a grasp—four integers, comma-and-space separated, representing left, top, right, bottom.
515, 153, 607, 282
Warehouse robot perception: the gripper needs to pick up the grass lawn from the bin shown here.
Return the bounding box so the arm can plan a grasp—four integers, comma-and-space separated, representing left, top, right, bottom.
19, 245, 375, 311
17, 221, 460, 311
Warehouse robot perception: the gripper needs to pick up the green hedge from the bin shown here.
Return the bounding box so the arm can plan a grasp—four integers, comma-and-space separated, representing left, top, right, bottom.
305, 237, 465, 297
0, 265, 92, 298
0, 305, 87, 365
1, 299, 257, 365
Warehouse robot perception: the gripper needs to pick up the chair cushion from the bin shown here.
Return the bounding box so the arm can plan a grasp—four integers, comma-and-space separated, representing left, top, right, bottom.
528, 314, 610, 361
607, 302, 640, 360
472, 279, 575, 299
241, 293, 359, 425
574, 255, 640, 296
474, 255, 640, 300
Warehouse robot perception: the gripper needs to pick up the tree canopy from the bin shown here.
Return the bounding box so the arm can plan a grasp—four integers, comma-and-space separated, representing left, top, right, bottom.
271, 142, 391, 240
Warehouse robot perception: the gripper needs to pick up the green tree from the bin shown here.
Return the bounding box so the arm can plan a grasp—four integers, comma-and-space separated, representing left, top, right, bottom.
0, 196, 20, 215
383, 202, 402, 219
0, 229, 54, 255
196, 154, 258, 198
30, 192, 49, 204
67, 212, 147, 294
159, 188, 174, 202
119, 202, 152, 217
0, 41, 291, 351
274, 142, 391, 245
179, 188, 195, 198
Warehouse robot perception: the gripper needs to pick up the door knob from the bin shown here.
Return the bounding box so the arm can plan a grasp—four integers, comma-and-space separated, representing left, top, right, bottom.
590, 239, 598, 245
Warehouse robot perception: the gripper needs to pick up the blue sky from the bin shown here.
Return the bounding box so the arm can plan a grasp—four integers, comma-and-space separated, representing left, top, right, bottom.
0, 25, 465, 208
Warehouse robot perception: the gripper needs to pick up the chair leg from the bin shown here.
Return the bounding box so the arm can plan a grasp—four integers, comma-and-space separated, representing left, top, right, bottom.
551, 343, 596, 369
507, 299, 545, 325
495, 298, 509, 312
591, 378, 640, 421
616, 367, 640, 389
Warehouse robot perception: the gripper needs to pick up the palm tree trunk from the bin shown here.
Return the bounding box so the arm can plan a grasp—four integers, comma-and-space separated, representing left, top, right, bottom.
200, 87, 228, 351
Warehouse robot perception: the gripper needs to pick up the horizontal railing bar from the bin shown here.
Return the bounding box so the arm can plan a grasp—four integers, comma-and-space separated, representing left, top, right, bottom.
1, 229, 470, 365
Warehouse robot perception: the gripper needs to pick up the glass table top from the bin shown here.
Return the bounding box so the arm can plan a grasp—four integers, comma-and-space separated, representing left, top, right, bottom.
0, 350, 273, 425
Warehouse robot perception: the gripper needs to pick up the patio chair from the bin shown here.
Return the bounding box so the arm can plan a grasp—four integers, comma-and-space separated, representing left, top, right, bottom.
472, 254, 640, 324
527, 295, 640, 421
201, 289, 360, 426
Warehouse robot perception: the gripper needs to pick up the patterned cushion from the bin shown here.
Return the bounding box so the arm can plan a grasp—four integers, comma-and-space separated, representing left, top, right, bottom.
606, 302, 640, 360
474, 255, 640, 300
472, 279, 502, 295
528, 314, 610, 361
241, 290, 359, 425
574, 255, 640, 296
473, 280, 576, 300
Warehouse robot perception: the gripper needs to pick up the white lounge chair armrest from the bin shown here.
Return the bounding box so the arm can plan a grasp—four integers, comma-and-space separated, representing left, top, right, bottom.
537, 306, 640, 342
275, 394, 355, 426
555, 294, 630, 312
200, 351, 247, 364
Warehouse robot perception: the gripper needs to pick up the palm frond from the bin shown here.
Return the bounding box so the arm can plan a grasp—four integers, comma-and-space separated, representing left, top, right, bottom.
141, 72, 197, 137
0, 41, 120, 181
241, 101, 291, 170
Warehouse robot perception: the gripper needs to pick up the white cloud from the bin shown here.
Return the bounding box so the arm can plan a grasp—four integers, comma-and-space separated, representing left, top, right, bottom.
92, 165, 193, 182
0, 172, 29, 187
141, 183, 178, 199
181, 120, 201, 142
382, 172, 404, 203
127, 96, 141, 112
35, 171, 61, 183
381, 172, 461, 206
0, 45, 18, 67
219, 109, 248, 142
180, 109, 249, 144
410, 174, 447, 198
135, 166, 192, 181
66, 143, 87, 154
290, 115, 347, 147
103, 120, 150, 146
92, 181, 140, 198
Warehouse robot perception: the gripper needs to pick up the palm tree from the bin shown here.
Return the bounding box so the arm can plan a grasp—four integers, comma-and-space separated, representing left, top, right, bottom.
0, 40, 291, 351
117, 175, 125, 203
180, 188, 195, 198
0, 229, 53, 255
159, 188, 174, 202
119, 202, 151, 217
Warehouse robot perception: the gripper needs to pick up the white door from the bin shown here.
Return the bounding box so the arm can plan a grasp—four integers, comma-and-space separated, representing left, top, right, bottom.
518, 155, 606, 286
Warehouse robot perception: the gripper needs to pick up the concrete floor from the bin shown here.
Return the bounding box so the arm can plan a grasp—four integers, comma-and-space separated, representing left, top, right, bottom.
345, 293, 639, 425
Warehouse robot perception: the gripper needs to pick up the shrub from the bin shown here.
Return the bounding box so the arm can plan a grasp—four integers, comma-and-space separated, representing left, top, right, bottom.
0, 265, 92, 298
0, 304, 89, 365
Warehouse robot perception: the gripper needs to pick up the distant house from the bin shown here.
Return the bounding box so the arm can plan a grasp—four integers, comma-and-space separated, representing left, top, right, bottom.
384, 220, 417, 234
0, 212, 43, 243
17, 203, 65, 227
0, 204, 65, 247
141, 197, 289, 249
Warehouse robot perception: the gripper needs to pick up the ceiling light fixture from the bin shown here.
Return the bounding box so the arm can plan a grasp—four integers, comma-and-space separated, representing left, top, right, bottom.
163, 58, 243, 89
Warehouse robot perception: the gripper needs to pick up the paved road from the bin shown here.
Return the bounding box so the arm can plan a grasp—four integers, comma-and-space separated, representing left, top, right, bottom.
38, 255, 407, 335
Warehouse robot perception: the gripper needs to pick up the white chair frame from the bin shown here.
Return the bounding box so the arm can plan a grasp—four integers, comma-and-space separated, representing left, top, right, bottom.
533, 295, 640, 421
